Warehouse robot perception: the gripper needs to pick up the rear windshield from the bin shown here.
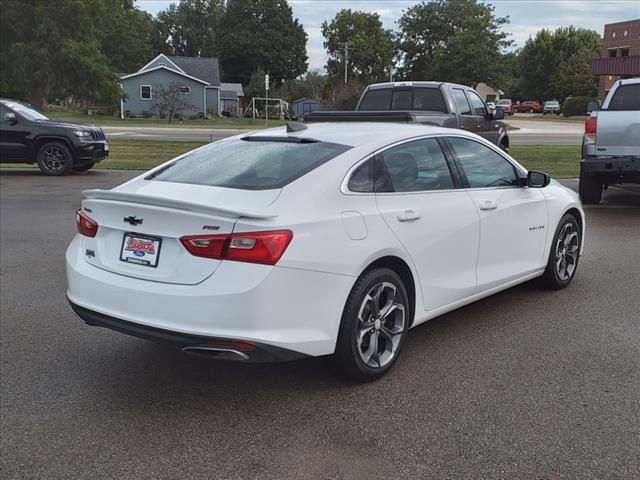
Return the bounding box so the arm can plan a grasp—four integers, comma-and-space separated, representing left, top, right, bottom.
608, 84, 640, 110
358, 87, 447, 113
146, 138, 351, 190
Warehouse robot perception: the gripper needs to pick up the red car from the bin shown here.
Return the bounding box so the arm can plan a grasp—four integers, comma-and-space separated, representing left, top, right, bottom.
514, 101, 543, 113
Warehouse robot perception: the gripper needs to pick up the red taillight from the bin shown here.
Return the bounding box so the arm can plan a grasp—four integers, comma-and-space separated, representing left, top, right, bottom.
585, 116, 597, 135
180, 230, 293, 265
76, 209, 98, 237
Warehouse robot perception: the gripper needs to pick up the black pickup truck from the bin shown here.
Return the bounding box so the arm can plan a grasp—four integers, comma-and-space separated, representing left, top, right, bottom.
0, 99, 109, 175
306, 81, 509, 151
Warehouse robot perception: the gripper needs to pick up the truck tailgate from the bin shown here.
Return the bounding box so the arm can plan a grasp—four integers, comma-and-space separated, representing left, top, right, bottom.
595, 110, 640, 157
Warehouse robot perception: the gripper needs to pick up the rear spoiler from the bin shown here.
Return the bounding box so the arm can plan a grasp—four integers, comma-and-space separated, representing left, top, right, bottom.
305, 111, 418, 123
82, 189, 277, 219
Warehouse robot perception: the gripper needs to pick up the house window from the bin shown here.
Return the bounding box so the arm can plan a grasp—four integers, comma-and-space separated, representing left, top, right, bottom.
140, 85, 152, 100
609, 49, 618, 58
620, 48, 629, 57
179, 86, 191, 95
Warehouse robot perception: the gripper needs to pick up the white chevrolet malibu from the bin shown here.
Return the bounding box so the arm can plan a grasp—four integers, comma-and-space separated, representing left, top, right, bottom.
66, 123, 584, 381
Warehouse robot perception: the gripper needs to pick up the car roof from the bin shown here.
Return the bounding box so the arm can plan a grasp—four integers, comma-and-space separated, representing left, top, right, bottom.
242, 122, 471, 148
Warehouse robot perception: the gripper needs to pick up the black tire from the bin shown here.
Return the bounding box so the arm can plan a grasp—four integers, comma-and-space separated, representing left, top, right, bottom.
334, 268, 410, 382
500, 140, 509, 152
73, 161, 96, 172
541, 213, 581, 289
36, 141, 73, 176
579, 170, 603, 204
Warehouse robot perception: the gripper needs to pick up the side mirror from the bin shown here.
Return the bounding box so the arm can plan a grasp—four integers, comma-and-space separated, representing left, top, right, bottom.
527, 170, 550, 188
586, 100, 599, 114
492, 109, 504, 120
3, 112, 17, 125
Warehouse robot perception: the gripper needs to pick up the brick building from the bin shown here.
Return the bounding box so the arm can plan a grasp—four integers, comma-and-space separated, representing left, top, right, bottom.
590, 19, 640, 100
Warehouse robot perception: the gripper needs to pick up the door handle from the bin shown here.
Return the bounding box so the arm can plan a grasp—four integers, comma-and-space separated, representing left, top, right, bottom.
478, 200, 498, 211
397, 209, 421, 222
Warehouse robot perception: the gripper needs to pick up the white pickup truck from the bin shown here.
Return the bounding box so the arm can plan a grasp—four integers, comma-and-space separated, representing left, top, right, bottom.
579, 78, 640, 204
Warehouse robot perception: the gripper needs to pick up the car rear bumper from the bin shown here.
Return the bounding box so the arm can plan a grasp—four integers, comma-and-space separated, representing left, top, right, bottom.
66, 235, 354, 358
581, 156, 640, 183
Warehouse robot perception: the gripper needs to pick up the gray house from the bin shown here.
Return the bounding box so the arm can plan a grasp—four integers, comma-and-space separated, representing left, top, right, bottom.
120, 54, 222, 118
292, 97, 322, 117
220, 82, 245, 116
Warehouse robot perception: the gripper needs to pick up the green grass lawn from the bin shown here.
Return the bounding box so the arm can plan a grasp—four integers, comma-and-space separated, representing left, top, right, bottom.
49, 111, 286, 129
508, 113, 586, 123
1, 141, 581, 178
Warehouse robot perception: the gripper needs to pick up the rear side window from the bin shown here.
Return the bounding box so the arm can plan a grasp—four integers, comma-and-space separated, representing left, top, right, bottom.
147, 138, 351, 190
608, 84, 640, 110
359, 87, 447, 112
452, 88, 472, 115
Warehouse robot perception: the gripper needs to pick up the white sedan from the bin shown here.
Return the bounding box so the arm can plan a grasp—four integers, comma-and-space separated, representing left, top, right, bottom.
66, 123, 584, 381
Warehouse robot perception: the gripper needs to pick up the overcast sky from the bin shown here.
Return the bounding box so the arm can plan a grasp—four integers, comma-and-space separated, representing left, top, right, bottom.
136, 0, 638, 71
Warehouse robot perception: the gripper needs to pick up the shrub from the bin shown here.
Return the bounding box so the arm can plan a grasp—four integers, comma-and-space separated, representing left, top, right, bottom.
563, 96, 594, 117
142, 110, 152, 119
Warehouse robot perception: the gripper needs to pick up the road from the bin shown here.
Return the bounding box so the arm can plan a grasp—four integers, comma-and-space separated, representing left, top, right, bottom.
103, 117, 584, 145
1, 170, 639, 479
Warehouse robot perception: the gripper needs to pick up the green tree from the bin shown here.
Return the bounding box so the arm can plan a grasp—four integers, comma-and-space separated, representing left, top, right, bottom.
520, 27, 600, 101
155, 0, 224, 57
0, 0, 121, 109
321, 9, 395, 85
218, 0, 308, 84
396, 0, 511, 86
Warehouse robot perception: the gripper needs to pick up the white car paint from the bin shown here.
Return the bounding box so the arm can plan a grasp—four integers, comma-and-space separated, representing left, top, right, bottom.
66, 123, 584, 359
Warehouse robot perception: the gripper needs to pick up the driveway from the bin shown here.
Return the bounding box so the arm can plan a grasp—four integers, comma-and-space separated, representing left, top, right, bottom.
1, 169, 639, 479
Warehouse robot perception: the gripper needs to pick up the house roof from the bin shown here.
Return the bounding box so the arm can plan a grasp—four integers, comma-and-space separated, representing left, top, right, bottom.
293, 97, 321, 104
120, 66, 209, 85
220, 83, 244, 97
167, 56, 220, 86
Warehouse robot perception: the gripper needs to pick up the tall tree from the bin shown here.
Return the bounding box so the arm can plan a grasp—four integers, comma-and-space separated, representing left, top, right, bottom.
397, 0, 511, 86
0, 0, 120, 109
155, 0, 223, 57
218, 0, 308, 84
519, 27, 600, 101
321, 9, 395, 85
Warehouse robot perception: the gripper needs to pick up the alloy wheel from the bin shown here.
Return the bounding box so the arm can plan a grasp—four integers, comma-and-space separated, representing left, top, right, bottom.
356, 282, 406, 368
41, 146, 68, 173
555, 223, 580, 281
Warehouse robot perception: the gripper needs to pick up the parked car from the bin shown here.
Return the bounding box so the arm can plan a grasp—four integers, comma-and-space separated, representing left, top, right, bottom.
495, 99, 515, 115
306, 81, 510, 151
67, 122, 584, 381
514, 101, 543, 113
543, 101, 561, 115
579, 78, 640, 204
0, 99, 108, 175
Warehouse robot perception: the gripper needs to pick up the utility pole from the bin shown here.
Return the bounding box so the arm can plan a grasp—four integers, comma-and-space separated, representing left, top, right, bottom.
341, 42, 349, 84
265, 73, 269, 128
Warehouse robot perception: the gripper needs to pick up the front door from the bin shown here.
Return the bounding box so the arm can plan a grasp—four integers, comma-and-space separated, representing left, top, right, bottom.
374, 137, 480, 311
466, 89, 497, 144
451, 87, 478, 135
446, 136, 549, 290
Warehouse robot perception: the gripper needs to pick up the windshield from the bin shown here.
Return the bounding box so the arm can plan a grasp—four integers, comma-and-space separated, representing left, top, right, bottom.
2, 101, 50, 121
545, 101, 559, 106
147, 137, 351, 190
497, 99, 511, 105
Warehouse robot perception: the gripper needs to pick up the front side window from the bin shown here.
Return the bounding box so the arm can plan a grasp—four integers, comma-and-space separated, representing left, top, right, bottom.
140, 85, 152, 100
467, 91, 488, 117
378, 138, 454, 192
448, 137, 520, 188
148, 138, 351, 190
452, 88, 472, 115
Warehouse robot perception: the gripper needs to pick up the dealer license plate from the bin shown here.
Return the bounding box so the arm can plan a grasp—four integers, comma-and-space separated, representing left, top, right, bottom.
120, 233, 162, 268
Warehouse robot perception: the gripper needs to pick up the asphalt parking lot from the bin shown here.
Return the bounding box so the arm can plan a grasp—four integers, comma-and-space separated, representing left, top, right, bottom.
1, 169, 639, 480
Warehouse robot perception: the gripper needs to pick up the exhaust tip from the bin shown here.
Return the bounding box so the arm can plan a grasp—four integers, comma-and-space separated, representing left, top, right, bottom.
182, 345, 250, 361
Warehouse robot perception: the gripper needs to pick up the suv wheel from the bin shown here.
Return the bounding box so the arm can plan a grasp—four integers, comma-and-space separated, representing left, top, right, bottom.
335, 268, 410, 382
579, 170, 603, 204
541, 213, 581, 289
37, 141, 73, 176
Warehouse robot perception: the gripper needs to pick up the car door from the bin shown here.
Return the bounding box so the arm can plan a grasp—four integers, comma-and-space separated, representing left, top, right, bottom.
450, 87, 477, 135
466, 89, 497, 144
446, 136, 549, 290
0, 106, 30, 162
373, 137, 480, 311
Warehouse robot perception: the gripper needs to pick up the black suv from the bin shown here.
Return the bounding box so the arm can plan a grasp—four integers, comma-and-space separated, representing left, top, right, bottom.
0, 99, 109, 175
